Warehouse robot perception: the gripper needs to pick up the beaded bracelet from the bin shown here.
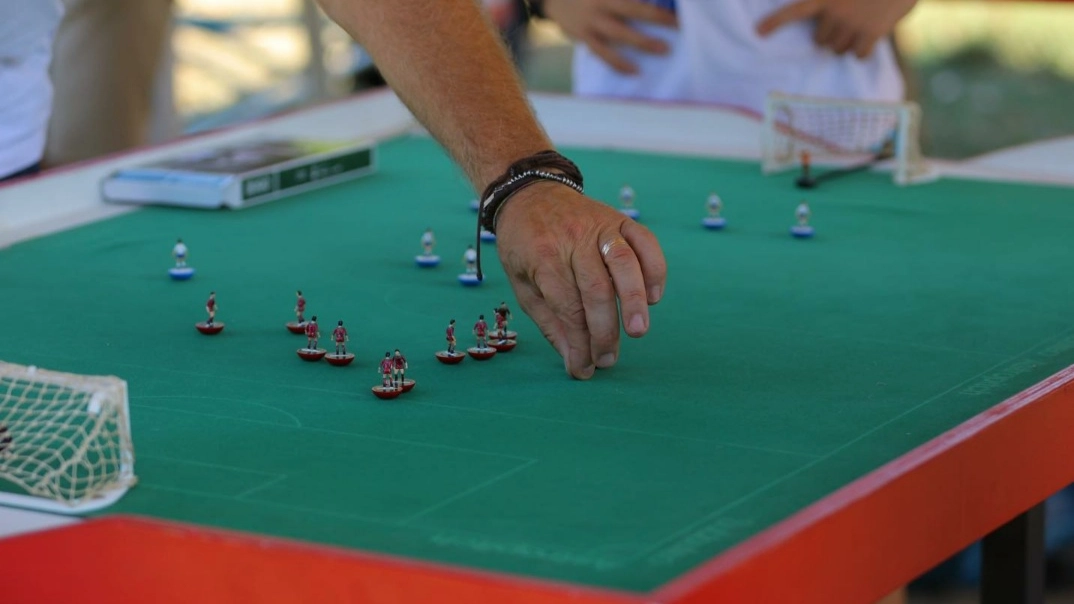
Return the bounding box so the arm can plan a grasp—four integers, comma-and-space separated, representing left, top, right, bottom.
473, 150, 584, 280
478, 150, 584, 235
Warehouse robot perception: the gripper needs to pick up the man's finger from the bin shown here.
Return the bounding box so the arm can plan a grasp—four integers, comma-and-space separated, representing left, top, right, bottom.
829, 28, 856, 55
621, 220, 667, 306
597, 232, 650, 341
574, 238, 625, 368
612, 0, 678, 28
756, 0, 822, 36
513, 282, 571, 367
813, 14, 837, 49
853, 36, 878, 59
533, 264, 596, 379
584, 34, 638, 74
596, 15, 669, 54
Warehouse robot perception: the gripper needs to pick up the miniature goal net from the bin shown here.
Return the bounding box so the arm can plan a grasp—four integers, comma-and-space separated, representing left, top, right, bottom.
761, 92, 934, 185
0, 362, 136, 514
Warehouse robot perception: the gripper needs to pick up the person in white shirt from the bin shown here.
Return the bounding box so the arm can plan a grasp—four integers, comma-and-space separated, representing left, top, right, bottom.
535, 0, 917, 112
0, 1, 64, 181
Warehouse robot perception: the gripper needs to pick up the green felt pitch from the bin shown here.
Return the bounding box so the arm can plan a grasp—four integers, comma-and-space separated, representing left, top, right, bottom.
2, 136, 1074, 591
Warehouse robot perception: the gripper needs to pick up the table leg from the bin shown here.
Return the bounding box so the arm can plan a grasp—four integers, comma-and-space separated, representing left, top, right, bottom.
981, 502, 1045, 604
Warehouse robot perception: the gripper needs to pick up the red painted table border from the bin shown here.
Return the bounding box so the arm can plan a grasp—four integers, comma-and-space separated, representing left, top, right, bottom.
4, 366, 1074, 603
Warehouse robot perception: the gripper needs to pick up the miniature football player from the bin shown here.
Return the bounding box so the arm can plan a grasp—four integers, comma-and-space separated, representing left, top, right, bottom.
446, 319, 457, 354
702, 192, 727, 229
796, 150, 815, 188
797, 201, 811, 226
173, 238, 188, 267
463, 245, 478, 274
790, 201, 815, 238
392, 349, 408, 388
305, 316, 320, 350
473, 314, 489, 349
619, 184, 635, 209
205, 292, 217, 326
421, 228, 435, 256
379, 352, 394, 388
295, 290, 306, 324
618, 184, 640, 219
458, 245, 481, 285
169, 238, 195, 280
332, 320, 348, 356
494, 307, 509, 340
416, 228, 441, 267
707, 193, 722, 218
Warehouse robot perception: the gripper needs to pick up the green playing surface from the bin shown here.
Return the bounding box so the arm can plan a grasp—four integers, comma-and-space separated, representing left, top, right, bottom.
3, 136, 1074, 591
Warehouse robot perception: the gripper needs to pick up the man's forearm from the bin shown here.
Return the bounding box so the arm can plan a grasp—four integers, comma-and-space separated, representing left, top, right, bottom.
318, 0, 552, 190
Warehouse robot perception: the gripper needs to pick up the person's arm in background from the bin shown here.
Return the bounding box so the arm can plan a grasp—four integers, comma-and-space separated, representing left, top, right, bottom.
536, 0, 677, 74
315, 0, 667, 379
756, 0, 919, 58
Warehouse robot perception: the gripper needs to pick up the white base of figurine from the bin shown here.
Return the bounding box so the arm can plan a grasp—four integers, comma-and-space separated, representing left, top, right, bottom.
480, 230, 496, 242
702, 217, 727, 230
458, 273, 481, 286
469, 198, 480, 212
790, 225, 815, 238
415, 254, 441, 267
169, 267, 195, 280
620, 208, 641, 220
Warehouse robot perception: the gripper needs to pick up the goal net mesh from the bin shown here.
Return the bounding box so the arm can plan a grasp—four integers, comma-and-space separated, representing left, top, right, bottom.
0, 362, 136, 513
762, 92, 932, 185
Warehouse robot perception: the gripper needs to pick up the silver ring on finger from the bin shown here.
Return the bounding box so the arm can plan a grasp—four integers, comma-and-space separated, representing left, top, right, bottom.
599, 236, 630, 261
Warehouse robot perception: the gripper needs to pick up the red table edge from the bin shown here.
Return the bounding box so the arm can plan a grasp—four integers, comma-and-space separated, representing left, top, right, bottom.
4, 366, 1073, 603
0, 515, 644, 604
652, 364, 1074, 604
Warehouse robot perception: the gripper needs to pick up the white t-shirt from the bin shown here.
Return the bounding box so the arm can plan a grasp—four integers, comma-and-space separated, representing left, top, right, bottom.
0, 1, 63, 178
573, 0, 903, 113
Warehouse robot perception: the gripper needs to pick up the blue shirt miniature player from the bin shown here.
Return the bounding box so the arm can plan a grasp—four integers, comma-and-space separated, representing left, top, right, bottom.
415, 228, 440, 267
702, 193, 726, 230
618, 184, 640, 220
169, 238, 195, 280
790, 201, 814, 238
458, 245, 481, 286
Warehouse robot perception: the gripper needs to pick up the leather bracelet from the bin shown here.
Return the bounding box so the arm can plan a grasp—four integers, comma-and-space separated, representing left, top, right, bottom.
473, 150, 583, 281
478, 150, 584, 235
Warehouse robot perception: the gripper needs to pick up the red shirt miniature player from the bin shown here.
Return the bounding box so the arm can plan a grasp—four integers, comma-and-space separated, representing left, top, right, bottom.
379, 352, 394, 388
391, 349, 408, 387
205, 292, 217, 325
332, 320, 348, 355
495, 311, 507, 339
295, 290, 306, 324
473, 315, 488, 349
797, 149, 815, 188
305, 316, 320, 350
446, 319, 457, 354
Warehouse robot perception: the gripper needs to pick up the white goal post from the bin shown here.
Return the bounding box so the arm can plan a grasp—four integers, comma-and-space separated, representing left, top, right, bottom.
761, 92, 935, 185
0, 362, 136, 514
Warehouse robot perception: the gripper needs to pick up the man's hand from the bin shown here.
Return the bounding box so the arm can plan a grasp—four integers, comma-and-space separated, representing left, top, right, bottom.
543, 0, 677, 74
495, 181, 667, 379
316, 0, 668, 377
756, 0, 918, 59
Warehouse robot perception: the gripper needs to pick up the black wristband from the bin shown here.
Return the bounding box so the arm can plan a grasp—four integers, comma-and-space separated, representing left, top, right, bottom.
472, 150, 583, 282
478, 150, 584, 235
